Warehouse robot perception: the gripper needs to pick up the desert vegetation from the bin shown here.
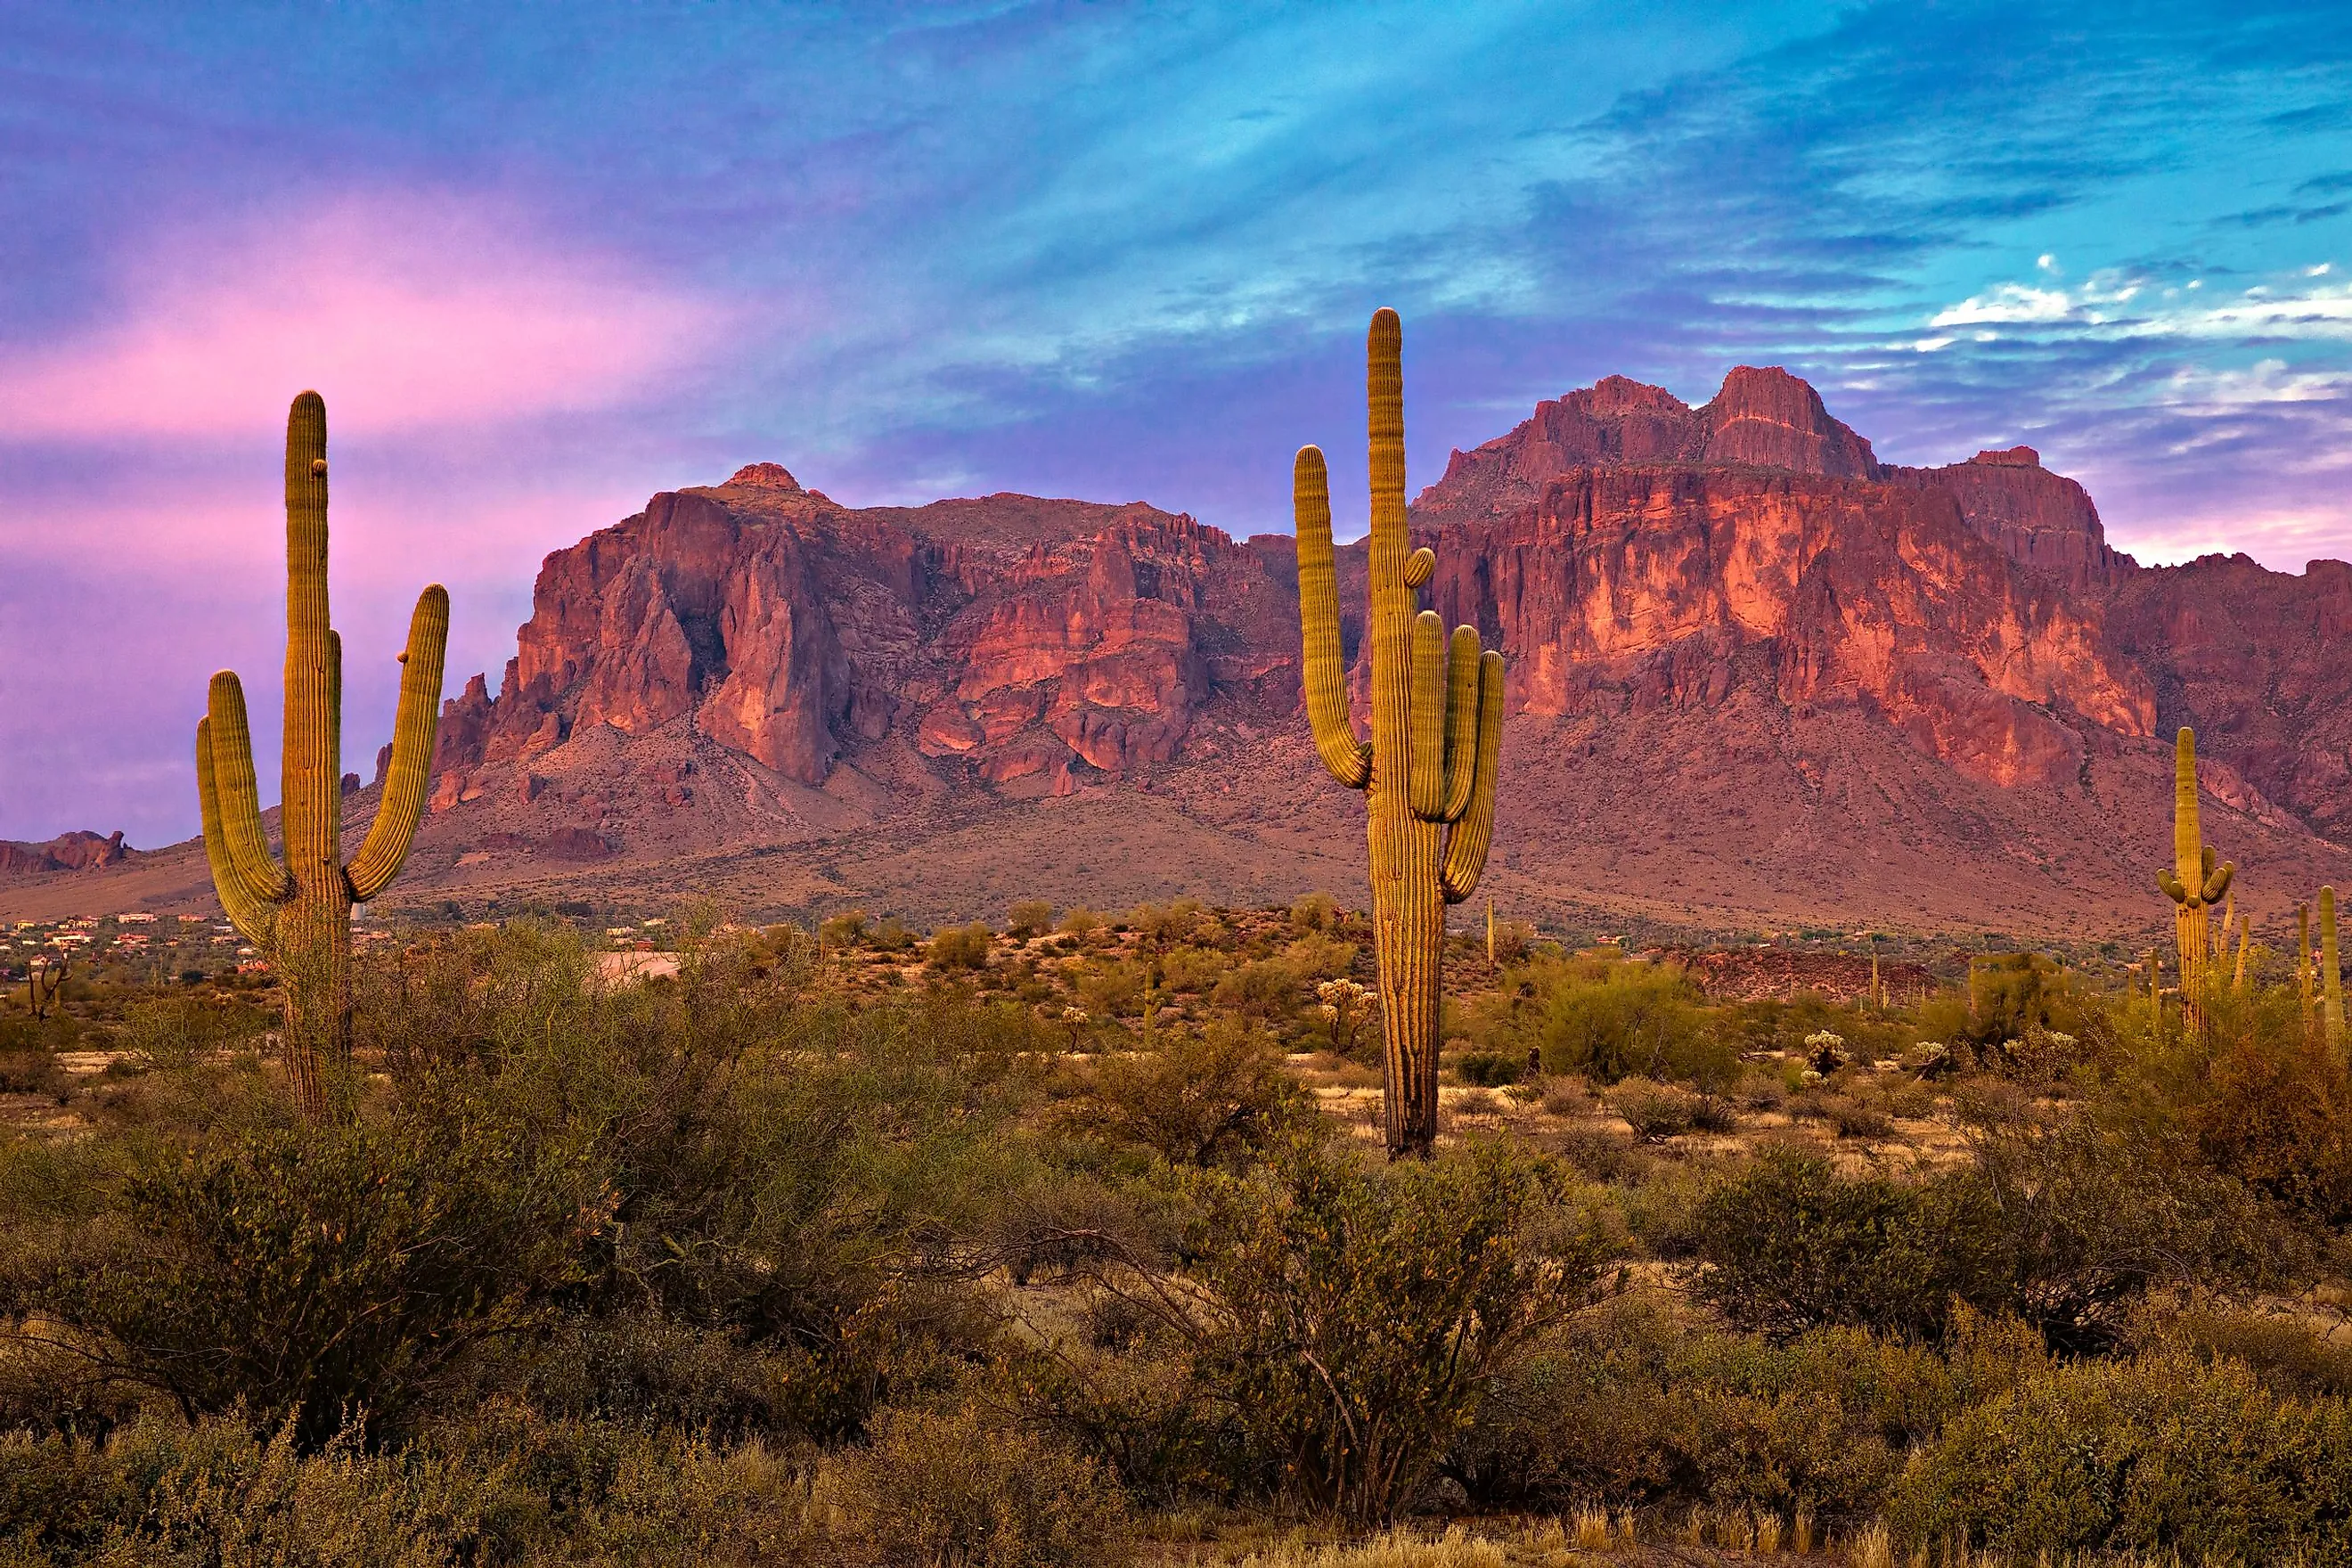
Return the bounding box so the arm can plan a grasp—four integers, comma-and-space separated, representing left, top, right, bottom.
1, 893, 2349, 1564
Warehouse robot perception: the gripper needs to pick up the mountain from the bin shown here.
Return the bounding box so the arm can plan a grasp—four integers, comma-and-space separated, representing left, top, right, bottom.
9, 369, 2348, 940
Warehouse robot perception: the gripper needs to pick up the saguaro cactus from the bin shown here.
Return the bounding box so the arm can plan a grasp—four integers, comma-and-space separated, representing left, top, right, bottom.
196, 392, 448, 1117
2323, 886, 2345, 1053
1295, 308, 1506, 1158
2156, 727, 2233, 1032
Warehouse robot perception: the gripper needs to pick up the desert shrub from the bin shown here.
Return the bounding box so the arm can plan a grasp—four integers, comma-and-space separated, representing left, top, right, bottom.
1078, 961, 1146, 1021
1609, 1079, 1688, 1139
1515, 956, 1734, 1089
1005, 901, 1056, 940
1959, 952, 2082, 1049
1157, 945, 1230, 994
926, 922, 994, 972
1128, 900, 1204, 947
0, 1411, 824, 1566
1170, 1138, 1600, 1522
1057, 908, 1106, 942
1289, 893, 1341, 934
839, 1401, 1131, 1568
1958, 1096, 2285, 1353
1008, 1325, 1240, 1507
1453, 1050, 1520, 1089
1091, 1023, 1305, 1166
0, 1103, 598, 1448
2156, 1309, 2352, 1399
1451, 1297, 2049, 1522
1279, 934, 1357, 984
1815, 1092, 1894, 1139
867, 918, 916, 953
1888, 1349, 2352, 1561
1687, 1148, 2005, 1343
1211, 960, 1302, 1026
2177, 999, 2352, 1228
514, 1311, 800, 1439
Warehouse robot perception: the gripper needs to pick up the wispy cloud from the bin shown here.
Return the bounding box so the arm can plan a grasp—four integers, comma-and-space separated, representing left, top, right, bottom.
0, 192, 729, 441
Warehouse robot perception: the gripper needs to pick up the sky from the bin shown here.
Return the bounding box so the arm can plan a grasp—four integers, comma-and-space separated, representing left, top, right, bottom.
3, 0, 2349, 845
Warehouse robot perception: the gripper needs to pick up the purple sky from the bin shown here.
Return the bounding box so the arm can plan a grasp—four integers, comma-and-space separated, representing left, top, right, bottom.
4, 2, 2349, 845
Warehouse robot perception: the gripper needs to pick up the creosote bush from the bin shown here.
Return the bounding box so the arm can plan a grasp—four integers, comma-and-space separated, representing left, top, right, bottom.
6, 906, 2352, 1561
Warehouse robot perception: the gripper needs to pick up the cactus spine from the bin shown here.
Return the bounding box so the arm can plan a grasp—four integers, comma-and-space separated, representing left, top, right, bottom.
2323, 886, 2345, 1053
2155, 727, 2233, 1033
2301, 902, 2317, 1037
196, 392, 448, 1118
1295, 309, 1506, 1158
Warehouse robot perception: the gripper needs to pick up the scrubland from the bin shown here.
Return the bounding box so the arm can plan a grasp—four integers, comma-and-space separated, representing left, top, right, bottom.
0, 901, 2347, 1566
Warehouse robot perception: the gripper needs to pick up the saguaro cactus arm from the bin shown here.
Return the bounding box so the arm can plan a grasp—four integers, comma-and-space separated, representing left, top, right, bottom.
2171, 728, 2202, 893
195, 717, 280, 943
1408, 611, 1449, 818
347, 584, 450, 901
1293, 446, 1370, 788
1439, 625, 1482, 822
1440, 650, 1506, 902
202, 671, 294, 906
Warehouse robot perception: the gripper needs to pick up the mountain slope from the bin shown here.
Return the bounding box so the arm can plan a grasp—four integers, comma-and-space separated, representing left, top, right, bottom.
9, 370, 2348, 940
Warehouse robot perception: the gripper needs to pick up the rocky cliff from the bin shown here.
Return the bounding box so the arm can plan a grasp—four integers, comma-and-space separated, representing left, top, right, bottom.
14, 366, 2345, 938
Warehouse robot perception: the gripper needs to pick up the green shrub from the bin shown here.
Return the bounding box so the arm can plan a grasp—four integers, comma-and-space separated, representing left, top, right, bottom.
1210, 960, 1303, 1026
1005, 901, 1055, 941
1452, 1298, 2048, 1523
819, 911, 870, 948
1512, 955, 1735, 1089
1686, 1148, 2004, 1343
1889, 1349, 2352, 1561
840, 1401, 1131, 1568
1957, 1097, 2284, 1353
0, 1107, 597, 1447
1452, 1050, 1520, 1088
1175, 1138, 1599, 1523
926, 922, 994, 972
1091, 1023, 1304, 1166
1289, 893, 1340, 934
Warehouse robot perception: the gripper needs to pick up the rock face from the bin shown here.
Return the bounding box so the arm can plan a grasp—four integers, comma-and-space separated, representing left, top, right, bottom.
379, 367, 2350, 935
0, 830, 127, 878
433, 469, 1302, 808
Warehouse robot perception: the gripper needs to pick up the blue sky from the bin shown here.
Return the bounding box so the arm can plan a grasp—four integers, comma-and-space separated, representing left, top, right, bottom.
3, 1, 2348, 844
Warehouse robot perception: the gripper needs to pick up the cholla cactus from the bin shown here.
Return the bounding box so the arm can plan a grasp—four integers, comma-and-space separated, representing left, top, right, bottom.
2155, 728, 2233, 1032
196, 392, 448, 1118
1294, 309, 1507, 1157
1315, 976, 1376, 1057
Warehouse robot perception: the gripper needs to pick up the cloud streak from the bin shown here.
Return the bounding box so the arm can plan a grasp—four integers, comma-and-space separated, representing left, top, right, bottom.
0, 193, 728, 441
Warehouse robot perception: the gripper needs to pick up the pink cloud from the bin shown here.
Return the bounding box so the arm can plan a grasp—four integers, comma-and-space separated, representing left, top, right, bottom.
0, 192, 730, 439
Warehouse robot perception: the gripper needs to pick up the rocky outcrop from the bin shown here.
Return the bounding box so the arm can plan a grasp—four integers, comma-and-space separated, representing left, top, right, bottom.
431, 472, 1300, 807
1889, 446, 2129, 592
414, 367, 2351, 883
2105, 554, 2352, 839
0, 829, 127, 877
1414, 366, 1884, 528
1409, 462, 2152, 788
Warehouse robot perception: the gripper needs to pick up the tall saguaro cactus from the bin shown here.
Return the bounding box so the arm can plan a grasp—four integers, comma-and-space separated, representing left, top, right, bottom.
1295, 309, 1506, 1158
2156, 727, 2233, 1033
196, 392, 448, 1117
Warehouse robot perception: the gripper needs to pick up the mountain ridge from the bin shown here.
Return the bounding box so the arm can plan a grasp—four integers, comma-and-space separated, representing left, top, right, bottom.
10, 365, 2348, 940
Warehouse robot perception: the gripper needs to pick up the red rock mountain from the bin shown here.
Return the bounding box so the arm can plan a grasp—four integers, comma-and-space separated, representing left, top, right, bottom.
10, 367, 2348, 939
